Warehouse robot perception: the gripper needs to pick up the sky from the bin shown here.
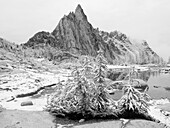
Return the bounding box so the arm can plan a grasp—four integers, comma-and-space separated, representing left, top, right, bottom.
0, 0, 170, 61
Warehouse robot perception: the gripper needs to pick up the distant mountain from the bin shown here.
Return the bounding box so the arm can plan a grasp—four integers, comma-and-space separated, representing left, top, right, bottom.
24, 4, 162, 64
0, 38, 22, 61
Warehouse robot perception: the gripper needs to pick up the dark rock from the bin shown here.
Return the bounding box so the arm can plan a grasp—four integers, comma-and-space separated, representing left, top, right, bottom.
153, 85, 161, 88
16, 122, 20, 124
6, 96, 15, 102
21, 101, 33, 106
24, 31, 58, 48
164, 87, 170, 91
107, 70, 128, 81
53, 52, 78, 61
35, 79, 40, 83
131, 79, 149, 90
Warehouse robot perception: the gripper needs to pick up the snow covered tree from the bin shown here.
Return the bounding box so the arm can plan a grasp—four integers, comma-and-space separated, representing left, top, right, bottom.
117, 67, 151, 118
92, 49, 117, 116
46, 51, 117, 119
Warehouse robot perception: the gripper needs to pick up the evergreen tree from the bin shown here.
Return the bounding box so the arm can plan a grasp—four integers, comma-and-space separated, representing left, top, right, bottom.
117, 67, 151, 118
92, 49, 117, 115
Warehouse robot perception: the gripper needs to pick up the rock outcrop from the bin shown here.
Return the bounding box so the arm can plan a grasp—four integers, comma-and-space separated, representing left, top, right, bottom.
24, 31, 58, 48
24, 4, 163, 64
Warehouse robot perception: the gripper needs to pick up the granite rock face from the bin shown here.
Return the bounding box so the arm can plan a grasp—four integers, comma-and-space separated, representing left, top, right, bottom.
51, 4, 104, 57
24, 4, 162, 64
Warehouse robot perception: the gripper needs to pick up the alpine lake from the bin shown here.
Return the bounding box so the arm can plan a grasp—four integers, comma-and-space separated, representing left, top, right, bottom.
112, 68, 170, 100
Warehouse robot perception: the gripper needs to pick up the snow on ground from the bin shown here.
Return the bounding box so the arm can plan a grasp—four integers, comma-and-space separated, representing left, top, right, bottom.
1, 97, 47, 111
107, 65, 149, 71
148, 99, 170, 127
0, 68, 70, 96
0, 66, 71, 111
107, 65, 130, 69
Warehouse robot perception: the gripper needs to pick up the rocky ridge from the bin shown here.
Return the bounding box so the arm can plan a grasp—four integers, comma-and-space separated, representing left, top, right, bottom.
24, 4, 162, 64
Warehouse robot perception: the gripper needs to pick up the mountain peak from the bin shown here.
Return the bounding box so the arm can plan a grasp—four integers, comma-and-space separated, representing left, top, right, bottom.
75, 4, 87, 21
24, 5, 162, 64
75, 4, 83, 12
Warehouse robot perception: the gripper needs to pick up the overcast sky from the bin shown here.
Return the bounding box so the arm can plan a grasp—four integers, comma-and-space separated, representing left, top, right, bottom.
0, 0, 170, 61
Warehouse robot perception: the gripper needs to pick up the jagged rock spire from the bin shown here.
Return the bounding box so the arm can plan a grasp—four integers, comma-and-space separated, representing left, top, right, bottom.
75, 4, 87, 21
75, 4, 83, 13
24, 4, 162, 65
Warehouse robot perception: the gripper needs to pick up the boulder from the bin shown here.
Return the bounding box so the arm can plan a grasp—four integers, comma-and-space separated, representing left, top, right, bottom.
21, 101, 33, 106
131, 79, 149, 91
164, 87, 170, 91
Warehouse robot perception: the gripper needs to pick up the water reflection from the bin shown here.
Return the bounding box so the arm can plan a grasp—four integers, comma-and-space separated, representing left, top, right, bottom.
134, 70, 162, 82
142, 71, 170, 99
135, 71, 151, 82
150, 70, 161, 77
